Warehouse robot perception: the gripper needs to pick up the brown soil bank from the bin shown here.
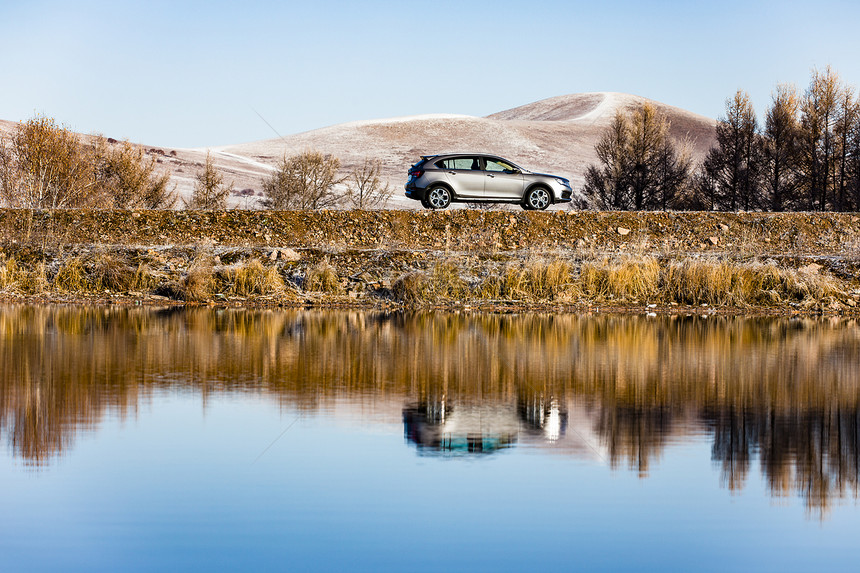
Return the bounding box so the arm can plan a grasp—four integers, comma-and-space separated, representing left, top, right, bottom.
1, 209, 859, 314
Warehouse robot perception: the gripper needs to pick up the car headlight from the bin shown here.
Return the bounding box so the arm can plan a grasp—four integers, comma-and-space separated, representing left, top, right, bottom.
555, 178, 570, 187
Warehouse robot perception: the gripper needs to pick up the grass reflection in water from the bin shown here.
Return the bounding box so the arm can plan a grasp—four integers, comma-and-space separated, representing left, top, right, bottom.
0, 305, 858, 518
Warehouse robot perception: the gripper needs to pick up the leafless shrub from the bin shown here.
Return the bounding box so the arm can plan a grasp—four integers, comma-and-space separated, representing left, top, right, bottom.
345, 158, 391, 209
262, 150, 342, 210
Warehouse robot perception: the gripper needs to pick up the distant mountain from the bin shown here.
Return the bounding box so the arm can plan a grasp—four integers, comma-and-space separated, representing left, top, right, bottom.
1, 93, 716, 208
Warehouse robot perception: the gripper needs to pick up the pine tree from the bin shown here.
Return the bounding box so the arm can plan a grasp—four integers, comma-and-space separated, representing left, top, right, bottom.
185, 151, 232, 210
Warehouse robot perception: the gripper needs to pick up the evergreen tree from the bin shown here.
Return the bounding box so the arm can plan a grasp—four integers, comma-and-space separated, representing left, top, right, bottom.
185, 151, 232, 210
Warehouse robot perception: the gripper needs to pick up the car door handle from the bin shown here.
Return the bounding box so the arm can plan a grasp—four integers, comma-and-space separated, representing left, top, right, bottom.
448, 171, 456, 175
487, 174, 495, 178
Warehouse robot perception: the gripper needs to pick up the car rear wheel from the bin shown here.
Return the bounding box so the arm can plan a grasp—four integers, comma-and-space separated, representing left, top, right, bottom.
427, 186, 451, 210
524, 187, 550, 210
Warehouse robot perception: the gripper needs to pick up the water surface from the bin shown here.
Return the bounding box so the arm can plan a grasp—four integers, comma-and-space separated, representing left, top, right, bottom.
1, 306, 858, 571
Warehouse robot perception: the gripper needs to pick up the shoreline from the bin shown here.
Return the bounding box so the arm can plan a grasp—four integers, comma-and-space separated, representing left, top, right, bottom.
1, 209, 858, 316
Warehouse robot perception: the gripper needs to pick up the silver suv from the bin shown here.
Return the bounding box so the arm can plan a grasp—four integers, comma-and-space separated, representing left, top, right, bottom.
405, 153, 572, 210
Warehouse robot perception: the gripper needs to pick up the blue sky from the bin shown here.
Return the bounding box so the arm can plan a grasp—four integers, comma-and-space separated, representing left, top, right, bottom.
2, 0, 858, 147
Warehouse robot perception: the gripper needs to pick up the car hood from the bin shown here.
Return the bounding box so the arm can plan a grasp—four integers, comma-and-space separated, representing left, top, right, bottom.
528, 172, 569, 182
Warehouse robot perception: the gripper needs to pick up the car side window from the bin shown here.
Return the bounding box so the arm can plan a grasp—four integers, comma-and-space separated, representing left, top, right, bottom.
485, 159, 517, 173
438, 157, 481, 170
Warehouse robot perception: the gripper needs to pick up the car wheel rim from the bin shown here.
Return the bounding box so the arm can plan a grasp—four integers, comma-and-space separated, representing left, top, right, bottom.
530, 189, 549, 209
429, 188, 449, 208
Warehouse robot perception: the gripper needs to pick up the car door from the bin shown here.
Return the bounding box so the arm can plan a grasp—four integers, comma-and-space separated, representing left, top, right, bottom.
439, 156, 485, 198
483, 157, 525, 200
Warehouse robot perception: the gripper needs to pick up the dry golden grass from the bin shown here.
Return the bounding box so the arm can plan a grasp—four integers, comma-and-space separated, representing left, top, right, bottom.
579, 257, 661, 302
478, 259, 573, 301
54, 257, 88, 292
305, 258, 342, 293
89, 253, 134, 292
663, 259, 844, 306
178, 257, 217, 302
23, 263, 49, 294
0, 256, 24, 290
226, 259, 285, 296
393, 262, 468, 304
130, 263, 158, 292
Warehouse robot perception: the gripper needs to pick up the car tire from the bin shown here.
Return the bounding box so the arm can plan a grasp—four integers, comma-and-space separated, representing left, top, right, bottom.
427, 185, 451, 210
524, 186, 551, 210
420, 196, 431, 209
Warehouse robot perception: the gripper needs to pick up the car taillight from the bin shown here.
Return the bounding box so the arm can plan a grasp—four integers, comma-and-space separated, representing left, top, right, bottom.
410, 170, 423, 178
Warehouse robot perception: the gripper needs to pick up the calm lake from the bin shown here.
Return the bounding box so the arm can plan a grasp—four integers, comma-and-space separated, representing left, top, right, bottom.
1, 305, 858, 572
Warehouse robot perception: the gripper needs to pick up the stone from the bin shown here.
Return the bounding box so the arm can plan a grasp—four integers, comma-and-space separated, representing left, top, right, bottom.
708, 236, 719, 245
616, 227, 630, 236
269, 250, 278, 261
799, 263, 822, 274
719, 223, 729, 232
280, 248, 301, 261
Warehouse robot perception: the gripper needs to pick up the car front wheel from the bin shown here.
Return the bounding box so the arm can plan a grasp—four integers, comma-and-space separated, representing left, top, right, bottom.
524, 187, 550, 210
427, 186, 451, 210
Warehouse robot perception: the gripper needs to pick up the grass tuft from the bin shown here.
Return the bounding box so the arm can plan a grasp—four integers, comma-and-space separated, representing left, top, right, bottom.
226, 259, 285, 296
305, 258, 342, 293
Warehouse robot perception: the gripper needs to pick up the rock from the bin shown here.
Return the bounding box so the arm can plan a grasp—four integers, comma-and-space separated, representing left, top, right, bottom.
719, 223, 729, 232
280, 248, 301, 261
269, 250, 278, 261
708, 236, 719, 245
799, 263, 822, 274
616, 227, 630, 236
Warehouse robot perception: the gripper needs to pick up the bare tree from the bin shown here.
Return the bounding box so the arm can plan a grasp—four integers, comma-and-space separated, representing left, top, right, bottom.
763, 84, 801, 211
799, 66, 844, 210
345, 158, 392, 209
583, 111, 631, 209
582, 104, 690, 210
701, 90, 763, 211
185, 151, 232, 210
262, 150, 342, 210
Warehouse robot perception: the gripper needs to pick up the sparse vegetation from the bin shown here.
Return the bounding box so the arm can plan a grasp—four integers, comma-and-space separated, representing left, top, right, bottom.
0, 115, 175, 210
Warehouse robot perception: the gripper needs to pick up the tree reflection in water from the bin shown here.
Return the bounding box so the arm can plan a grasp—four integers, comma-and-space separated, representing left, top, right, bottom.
0, 305, 858, 518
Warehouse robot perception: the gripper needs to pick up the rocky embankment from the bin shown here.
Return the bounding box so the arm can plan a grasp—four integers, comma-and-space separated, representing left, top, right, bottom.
0, 209, 858, 314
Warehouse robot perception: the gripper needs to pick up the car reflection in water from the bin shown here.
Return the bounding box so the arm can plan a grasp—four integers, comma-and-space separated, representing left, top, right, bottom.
403, 396, 569, 456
